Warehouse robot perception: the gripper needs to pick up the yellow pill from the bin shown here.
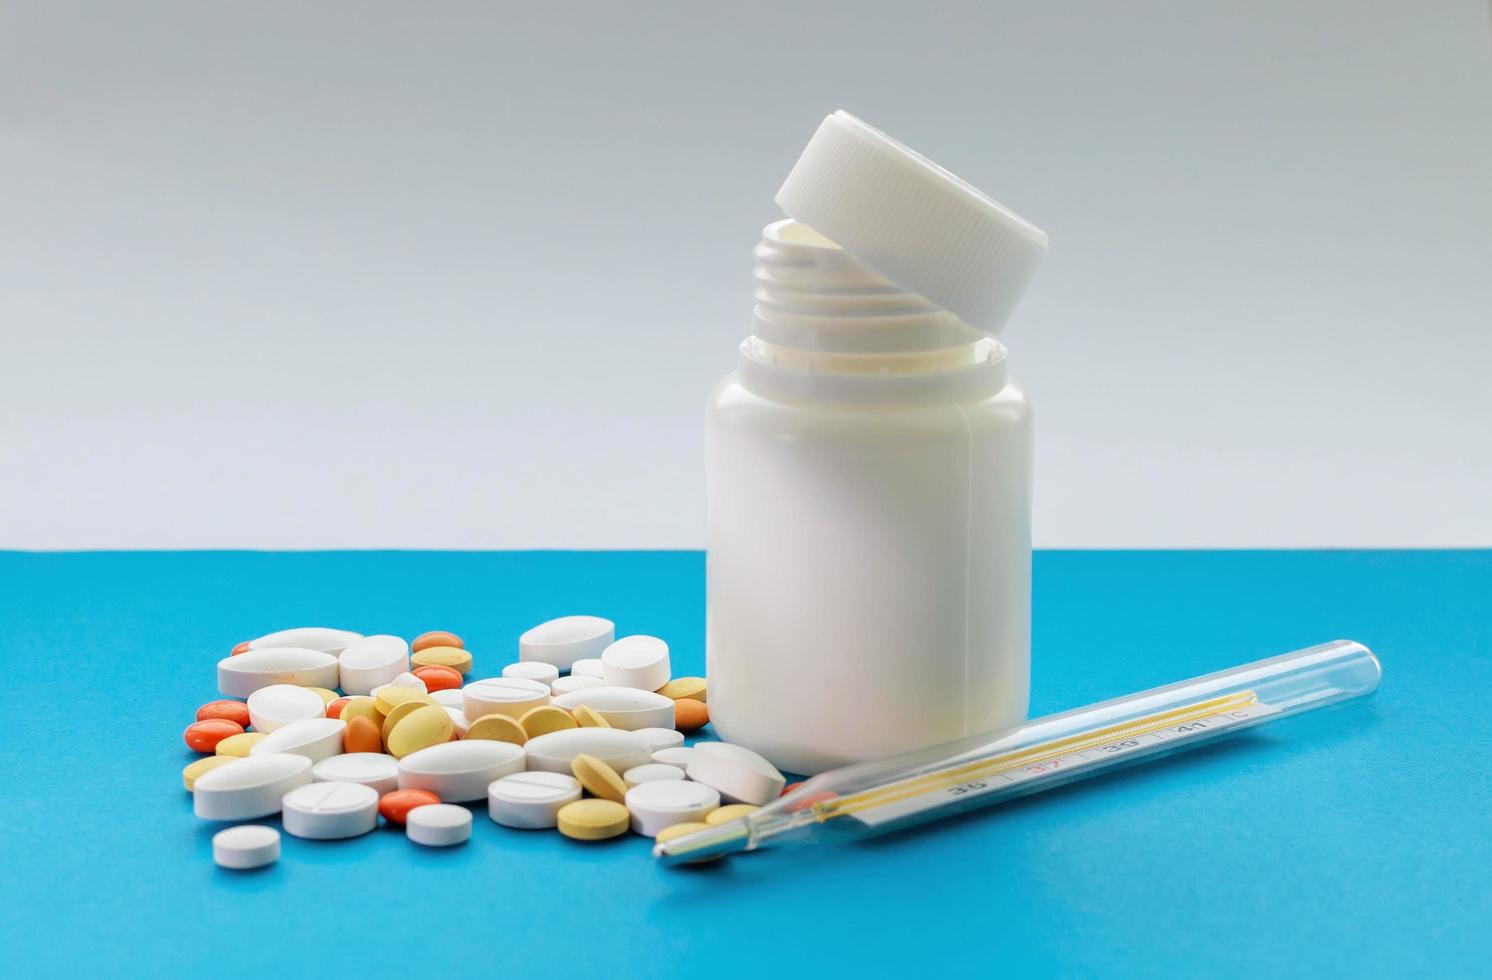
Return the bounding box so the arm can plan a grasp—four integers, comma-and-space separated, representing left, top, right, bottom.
521, 705, 577, 739
706, 804, 760, 825
305, 687, 340, 706
386, 703, 455, 758
572, 705, 611, 728
571, 753, 627, 803
381, 698, 434, 742
412, 646, 473, 675
215, 731, 268, 757
657, 677, 707, 702
654, 821, 712, 844
183, 755, 238, 790
556, 799, 630, 840
339, 696, 381, 726
375, 686, 434, 715
465, 713, 527, 745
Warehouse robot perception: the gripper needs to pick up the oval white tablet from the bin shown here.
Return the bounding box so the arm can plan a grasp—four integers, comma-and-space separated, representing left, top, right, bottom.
635, 727, 685, 753
430, 688, 464, 708
246, 627, 362, 655
406, 803, 472, 846
462, 676, 551, 722
503, 661, 560, 685
623, 763, 686, 788
397, 740, 526, 802
551, 686, 675, 731
625, 780, 721, 837
523, 727, 652, 775
337, 635, 410, 695
312, 752, 400, 795
250, 717, 346, 763
488, 771, 582, 829
212, 825, 280, 870
218, 648, 340, 699
194, 753, 313, 820
570, 658, 605, 679
445, 706, 470, 736
246, 684, 327, 733
519, 615, 615, 670
686, 741, 786, 805
651, 746, 694, 768
550, 675, 606, 696
601, 635, 671, 691
391, 671, 427, 692
281, 781, 379, 840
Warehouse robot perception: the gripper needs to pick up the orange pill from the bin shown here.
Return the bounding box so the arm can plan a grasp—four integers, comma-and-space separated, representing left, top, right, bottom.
343, 715, 382, 754
412, 665, 464, 693
379, 788, 442, 825
412, 630, 463, 653
184, 718, 245, 753
674, 698, 709, 732
326, 697, 353, 719
195, 699, 251, 727
231, 641, 250, 655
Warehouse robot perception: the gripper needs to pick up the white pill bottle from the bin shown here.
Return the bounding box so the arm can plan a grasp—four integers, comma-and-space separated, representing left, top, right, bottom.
706, 112, 1048, 775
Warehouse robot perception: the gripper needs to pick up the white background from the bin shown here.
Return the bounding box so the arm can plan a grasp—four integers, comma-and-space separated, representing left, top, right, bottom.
4, 1, 1490, 550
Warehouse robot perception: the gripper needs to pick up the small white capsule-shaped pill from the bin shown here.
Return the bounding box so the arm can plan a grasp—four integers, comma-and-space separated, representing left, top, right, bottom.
406, 803, 472, 846
519, 615, 615, 670
312, 752, 400, 795
625, 780, 721, 837
337, 635, 410, 696
212, 825, 281, 870
623, 763, 686, 788
218, 648, 340, 699
241, 627, 363, 655
635, 727, 686, 753
551, 686, 675, 731
570, 658, 605, 679
281, 781, 379, 840
488, 771, 582, 829
397, 740, 526, 802
462, 676, 551, 722
550, 675, 606, 696
522, 727, 652, 775
686, 741, 786, 805
194, 753, 313, 821
601, 635, 671, 691
246, 684, 327, 733
651, 746, 694, 768
503, 661, 560, 685
249, 717, 346, 763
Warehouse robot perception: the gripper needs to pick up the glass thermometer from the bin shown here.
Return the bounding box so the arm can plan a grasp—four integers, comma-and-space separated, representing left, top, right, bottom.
655, 639, 1381, 865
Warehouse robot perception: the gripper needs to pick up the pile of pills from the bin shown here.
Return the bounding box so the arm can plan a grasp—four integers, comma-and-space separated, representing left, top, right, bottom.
183, 619, 786, 870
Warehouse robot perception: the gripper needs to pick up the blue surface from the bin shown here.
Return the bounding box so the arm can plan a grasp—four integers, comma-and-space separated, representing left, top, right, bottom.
3, 550, 1489, 978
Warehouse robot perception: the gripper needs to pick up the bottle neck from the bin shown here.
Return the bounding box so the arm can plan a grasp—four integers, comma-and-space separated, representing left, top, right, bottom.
739, 220, 1008, 405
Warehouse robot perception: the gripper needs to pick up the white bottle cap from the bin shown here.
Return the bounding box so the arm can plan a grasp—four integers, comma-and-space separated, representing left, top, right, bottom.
774, 111, 1049, 335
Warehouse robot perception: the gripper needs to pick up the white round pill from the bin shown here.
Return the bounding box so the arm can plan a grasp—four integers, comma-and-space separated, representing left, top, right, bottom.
570, 658, 605, 678
397, 739, 526, 801
551, 686, 675, 731
601, 635, 671, 691
623, 763, 686, 788
625, 780, 721, 837
194, 753, 313, 821
249, 717, 346, 763
245, 684, 327, 733
391, 671, 427, 692
281, 781, 379, 839
430, 688, 464, 708
503, 661, 560, 685
445, 706, 470, 736
462, 676, 551, 722
651, 746, 694, 768
635, 727, 685, 753
519, 615, 615, 670
488, 771, 582, 829
522, 727, 652, 775
218, 648, 340, 699
212, 825, 281, 870
406, 803, 472, 846
244, 627, 362, 655
550, 675, 606, 696
312, 752, 400, 795
686, 741, 786, 805
337, 635, 410, 695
